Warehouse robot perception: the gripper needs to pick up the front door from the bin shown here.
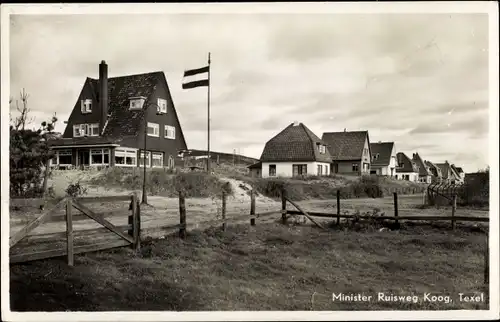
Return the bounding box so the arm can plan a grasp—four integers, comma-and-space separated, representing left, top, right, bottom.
79, 149, 90, 169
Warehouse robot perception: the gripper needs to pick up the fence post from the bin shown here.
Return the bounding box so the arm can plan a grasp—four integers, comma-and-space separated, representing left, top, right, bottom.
393, 192, 399, 225
65, 198, 74, 266
451, 194, 457, 230
250, 190, 256, 226
484, 231, 489, 285
179, 190, 186, 239
222, 189, 227, 231
281, 187, 287, 224
133, 193, 141, 250
336, 190, 340, 225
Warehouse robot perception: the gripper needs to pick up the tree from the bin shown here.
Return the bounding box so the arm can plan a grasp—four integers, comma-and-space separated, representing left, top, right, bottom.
9, 90, 57, 198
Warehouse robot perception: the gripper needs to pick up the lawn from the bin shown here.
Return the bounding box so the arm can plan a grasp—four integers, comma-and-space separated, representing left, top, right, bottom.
10, 222, 489, 311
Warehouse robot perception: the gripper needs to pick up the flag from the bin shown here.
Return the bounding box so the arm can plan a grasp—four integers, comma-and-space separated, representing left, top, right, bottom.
182, 65, 209, 89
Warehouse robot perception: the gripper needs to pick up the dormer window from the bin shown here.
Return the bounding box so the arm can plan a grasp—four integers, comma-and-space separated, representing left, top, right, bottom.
157, 98, 167, 114
129, 96, 146, 110
81, 99, 92, 113
318, 144, 326, 154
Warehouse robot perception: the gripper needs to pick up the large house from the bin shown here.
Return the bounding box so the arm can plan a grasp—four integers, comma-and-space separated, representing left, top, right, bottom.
321, 130, 371, 175
258, 121, 332, 178
48, 61, 188, 169
412, 152, 433, 184
369, 141, 397, 177
395, 152, 419, 182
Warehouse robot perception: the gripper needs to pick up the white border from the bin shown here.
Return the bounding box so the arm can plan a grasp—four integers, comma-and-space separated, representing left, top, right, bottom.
1, 2, 499, 322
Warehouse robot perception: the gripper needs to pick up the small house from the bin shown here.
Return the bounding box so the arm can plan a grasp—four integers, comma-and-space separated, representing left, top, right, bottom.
395, 152, 419, 182
321, 130, 371, 175
369, 141, 397, 177
412, 152, 433, 184
259, 121, 332, 178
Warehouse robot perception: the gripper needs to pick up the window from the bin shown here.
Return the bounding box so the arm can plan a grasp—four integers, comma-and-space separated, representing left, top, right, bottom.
129, 97, 146, 110
73, 125, 80, 137
139, 151, 151, 167
318, 144, 326, 154
147, 122, 159, 137
115, 148, 137, 167
90, 123, 99, 136
81, 99, 92, 113
293, 164, 307, 177
52, 149, 73, 166
269, 164, 276, 177
317, 164, 323, 176
152, 152, 164, 167
164, 125, 175, 139
158, 98, 167, 114
73, 123, 99, 137
90, 149, 110, 165
352, 163, 359, 172
325, 165, 329, 176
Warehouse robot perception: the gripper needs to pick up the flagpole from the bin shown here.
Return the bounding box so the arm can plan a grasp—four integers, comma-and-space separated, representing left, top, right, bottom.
207, 52, 211, 173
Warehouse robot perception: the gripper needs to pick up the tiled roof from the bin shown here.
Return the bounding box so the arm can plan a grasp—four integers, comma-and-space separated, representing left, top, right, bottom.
396, 152, 419, 173
370, 142, 394, 166
49, 136, 124, 147
260, 123, 332, 163
322, 131, 369, 161
89, 72, 162, 138
411, 153, 431, 176
425, 160, 442, 178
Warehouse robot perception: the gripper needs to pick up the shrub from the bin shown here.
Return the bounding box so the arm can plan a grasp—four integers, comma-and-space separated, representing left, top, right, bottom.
65, 181, 88, 197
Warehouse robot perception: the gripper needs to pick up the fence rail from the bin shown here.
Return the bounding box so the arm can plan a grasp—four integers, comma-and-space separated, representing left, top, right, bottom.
10, 185, 489, 267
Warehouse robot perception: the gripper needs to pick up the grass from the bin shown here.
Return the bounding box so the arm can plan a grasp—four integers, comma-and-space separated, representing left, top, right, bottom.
89, 167, 233, 198
231, 174, 427, 201
10, 222, 488, 311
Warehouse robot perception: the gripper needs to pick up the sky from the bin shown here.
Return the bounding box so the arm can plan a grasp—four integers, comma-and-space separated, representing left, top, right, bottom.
8, 11, 491, 172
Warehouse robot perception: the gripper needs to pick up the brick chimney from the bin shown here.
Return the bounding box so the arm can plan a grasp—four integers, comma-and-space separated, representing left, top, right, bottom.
99, 60, 108, 135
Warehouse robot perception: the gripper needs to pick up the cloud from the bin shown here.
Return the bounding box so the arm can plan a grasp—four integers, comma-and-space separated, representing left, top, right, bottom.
8, 11, 491, 172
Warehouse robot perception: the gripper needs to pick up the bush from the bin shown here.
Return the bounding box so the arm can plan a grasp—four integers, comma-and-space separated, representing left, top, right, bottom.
65, 181, 88, 197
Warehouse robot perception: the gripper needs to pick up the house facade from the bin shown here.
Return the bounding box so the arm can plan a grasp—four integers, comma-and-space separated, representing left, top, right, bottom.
424, 160, 443, 183
49, 61, 188, 170
451, 164, 465, 184
395, 152, 419, 182
369, 142, 397, 177
259, 122, 332, 178
412, 153, 433, 184
435, 161, 462, 184
321, 130, 371, 175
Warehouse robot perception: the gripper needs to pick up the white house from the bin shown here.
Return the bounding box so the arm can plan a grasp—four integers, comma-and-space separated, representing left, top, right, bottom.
369, 141, 397, 177
395, 152, 419, 182
258, 121, 332, 178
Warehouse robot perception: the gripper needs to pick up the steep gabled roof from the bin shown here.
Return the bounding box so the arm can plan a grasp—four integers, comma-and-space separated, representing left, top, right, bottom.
412, 152, 431, 176
425, 160, 442, 178
455, 167, 464, 174
89, 71, 162, 138
396, 152, 419, 173
370, 142, 394, 166
260, 122, 332, 163
321, 131, 369, 161
449, 164, 461, 180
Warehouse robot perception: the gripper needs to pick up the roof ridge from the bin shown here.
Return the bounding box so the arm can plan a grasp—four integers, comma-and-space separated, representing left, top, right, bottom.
87, 70, 163, 81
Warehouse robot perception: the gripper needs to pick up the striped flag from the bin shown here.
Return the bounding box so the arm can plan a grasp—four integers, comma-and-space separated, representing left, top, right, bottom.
182, 65, 209, 89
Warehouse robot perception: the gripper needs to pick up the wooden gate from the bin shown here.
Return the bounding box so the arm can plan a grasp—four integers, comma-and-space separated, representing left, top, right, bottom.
9, 194, 140, 266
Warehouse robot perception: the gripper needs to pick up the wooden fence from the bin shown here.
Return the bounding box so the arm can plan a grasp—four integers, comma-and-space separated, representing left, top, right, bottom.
9, 186, 489, 267
9, 194, 140, 266
281, 189, 489, 227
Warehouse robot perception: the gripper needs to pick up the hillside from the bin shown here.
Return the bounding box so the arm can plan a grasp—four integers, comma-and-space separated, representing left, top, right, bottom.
187, 149, 259, 166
